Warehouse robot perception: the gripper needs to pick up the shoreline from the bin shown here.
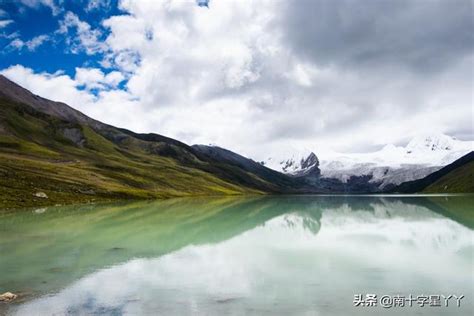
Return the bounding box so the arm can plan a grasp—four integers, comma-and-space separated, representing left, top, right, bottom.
2, 191, 473, 213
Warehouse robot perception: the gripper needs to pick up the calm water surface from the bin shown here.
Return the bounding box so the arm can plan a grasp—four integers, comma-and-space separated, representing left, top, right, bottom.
0, 195, 473, 315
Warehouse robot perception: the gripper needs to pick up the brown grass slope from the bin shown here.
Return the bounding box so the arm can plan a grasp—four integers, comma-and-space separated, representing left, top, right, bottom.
0, 75, 308, 209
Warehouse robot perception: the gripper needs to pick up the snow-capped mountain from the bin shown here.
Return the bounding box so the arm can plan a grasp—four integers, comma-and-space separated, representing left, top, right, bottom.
321, 133, 472, 168
262, 133, 473, 189
261, 148, 320, 177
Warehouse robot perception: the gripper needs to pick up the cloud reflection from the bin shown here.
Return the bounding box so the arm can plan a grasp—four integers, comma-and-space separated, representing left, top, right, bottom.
9, 196, 473, 315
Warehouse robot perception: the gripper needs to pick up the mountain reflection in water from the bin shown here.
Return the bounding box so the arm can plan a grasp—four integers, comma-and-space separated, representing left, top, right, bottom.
0, 195, 472, 315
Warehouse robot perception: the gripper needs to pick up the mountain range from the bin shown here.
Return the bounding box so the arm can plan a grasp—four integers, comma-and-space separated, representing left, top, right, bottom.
261, 133, 473, 191
0, 75, 312, 208
0, 74, 472, 208
392, 151, 474, 193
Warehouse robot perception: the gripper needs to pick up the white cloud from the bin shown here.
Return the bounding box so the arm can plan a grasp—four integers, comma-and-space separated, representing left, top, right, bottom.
99, 0, 471, 157
85, 0, 112, 12
0, 20, 13, 28
2, 0, 472, 159
0, 31, 19, 40
26, 35, 49, 50
102, 0, 277, 109
74, 67, 105, 90
0, 65, 143, 131
75, 67, 125, 90
8, 34, 50, 51
19, 0, 62, 16
8, 39, 23, 50
1, 65, 94, 109
58, 11, 107, 55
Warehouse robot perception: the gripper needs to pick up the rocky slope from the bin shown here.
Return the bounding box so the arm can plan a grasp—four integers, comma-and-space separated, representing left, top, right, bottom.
261, 148, 321, 177
0, 75, 311, 208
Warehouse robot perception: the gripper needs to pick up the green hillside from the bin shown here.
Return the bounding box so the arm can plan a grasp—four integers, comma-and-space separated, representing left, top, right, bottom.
392, 151, 474, 193
0, 98, 262, 209
0, 74, 325, 209
423, 160, 474, 193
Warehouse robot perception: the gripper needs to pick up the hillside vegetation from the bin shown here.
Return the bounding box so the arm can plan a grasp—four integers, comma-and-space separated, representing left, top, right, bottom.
0, 98, 263, 209
423, 160, 474, 193
0, 73, 326, 209
392, 151, 474, 193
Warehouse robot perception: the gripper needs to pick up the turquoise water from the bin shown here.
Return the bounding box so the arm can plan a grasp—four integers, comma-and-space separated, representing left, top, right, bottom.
0, 195, 473, 315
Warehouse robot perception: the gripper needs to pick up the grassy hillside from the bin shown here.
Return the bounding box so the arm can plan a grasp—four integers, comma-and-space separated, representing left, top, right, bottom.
392, 151, 474, 193
423, 160, 474, 193
0, 98, 264, 209
0, 72, 329, 209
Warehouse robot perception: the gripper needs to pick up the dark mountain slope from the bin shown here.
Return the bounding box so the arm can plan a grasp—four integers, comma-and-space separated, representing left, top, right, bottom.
190, 145, 384, 194
192, 145, 303, 189
0, 98, 253, 208
391, 151, 474, 193
0, 75, 309, 208
0, 75, 100, 127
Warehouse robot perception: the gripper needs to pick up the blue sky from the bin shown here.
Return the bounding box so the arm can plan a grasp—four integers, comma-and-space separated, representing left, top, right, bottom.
0, 0, 472, 160
0, 0, 123, 75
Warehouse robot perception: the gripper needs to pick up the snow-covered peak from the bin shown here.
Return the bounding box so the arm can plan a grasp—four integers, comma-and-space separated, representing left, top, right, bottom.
261, 133, 472, 179
315, 133, 473, 186
405, 133, 457, 153
320, 133, 472, 169
263, 150, 320, 176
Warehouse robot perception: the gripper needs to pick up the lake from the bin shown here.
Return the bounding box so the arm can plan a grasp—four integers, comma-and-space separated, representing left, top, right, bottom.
0, 195, 472, 315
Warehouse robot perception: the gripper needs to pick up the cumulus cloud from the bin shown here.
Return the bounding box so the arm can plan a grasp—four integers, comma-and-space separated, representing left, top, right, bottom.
19, 0, 62, 16
0, 65, 145, 131
85, 0, 112, 13
8, 34, 50, 51
0, 31, 20, 40
99, 0, 473, 157
0, 19, 13, 28
103, 0, 277, 110
75, 67, 125, 90
1, 65, 94, 108
58, 11, 107, 55
1, 0, 473, 159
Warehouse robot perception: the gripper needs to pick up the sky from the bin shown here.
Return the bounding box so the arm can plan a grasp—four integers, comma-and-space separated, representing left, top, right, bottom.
0, 0, 473, 160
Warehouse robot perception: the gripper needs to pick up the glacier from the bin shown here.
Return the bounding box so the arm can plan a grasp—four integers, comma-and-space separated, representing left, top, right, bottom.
261, 133, 473, 189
